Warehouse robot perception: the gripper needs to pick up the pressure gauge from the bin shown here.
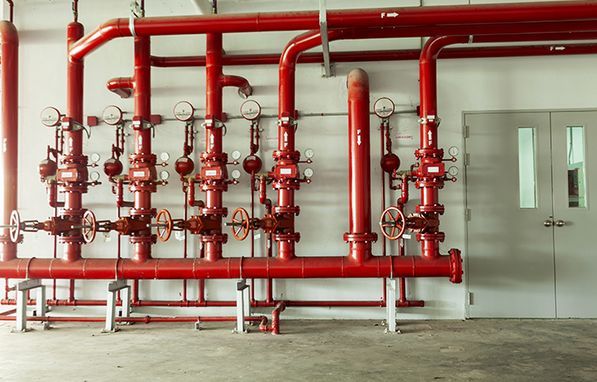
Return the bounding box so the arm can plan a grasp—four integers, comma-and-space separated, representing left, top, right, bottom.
173, 101, 195, 122
90, 153, 101, 164
448, 146, 459, 157
159, 170, 170, 181
448, 166, 459, 177
373, 97, 395, 119
231, 169, 241, 180
89, 171, 101, 182
40, 106, 62, 127
304, 148, 315, 159
102, 105, 124, 126
160, 152, 170, 163
240, 100, 261, 121
304, 168, 314, 178
231, 150, 242, 161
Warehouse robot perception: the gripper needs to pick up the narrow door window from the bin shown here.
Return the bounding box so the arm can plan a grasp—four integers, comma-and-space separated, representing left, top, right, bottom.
518, 127, 537, 209
566, 126, 587, 208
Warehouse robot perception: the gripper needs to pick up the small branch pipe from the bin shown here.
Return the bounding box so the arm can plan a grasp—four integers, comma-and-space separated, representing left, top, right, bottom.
220, 74, 252, 98
345, 69, 376, 264
129, 36, 155, 262
68, 2, 597, 60
61, 21, 87, 262
106, 76, 133, 98
0, 21, 18, 262
0, 254, 462, 281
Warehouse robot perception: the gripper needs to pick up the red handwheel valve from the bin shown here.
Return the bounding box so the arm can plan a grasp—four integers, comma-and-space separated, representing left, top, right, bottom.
379, 206, 406, 240
227, 207, 251, 241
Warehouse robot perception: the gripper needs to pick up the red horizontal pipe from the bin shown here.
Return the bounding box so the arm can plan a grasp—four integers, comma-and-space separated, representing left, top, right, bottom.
69, 2, 597, 60
106, 76, 133, 98
0, 314, 267, 324
0, 21, 18, 262
0, 255, 461, 281
0, 298, 424, 308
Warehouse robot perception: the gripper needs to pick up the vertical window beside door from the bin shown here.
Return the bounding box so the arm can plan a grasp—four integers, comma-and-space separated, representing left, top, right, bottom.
566, 126, 587, 208
518, 127, 538, 209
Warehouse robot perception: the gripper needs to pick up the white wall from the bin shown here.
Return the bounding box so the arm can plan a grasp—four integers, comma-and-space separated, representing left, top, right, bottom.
8, 0, 597, 319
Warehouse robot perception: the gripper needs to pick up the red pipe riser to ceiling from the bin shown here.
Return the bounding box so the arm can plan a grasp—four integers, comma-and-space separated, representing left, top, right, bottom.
0, 254, 461, 281
0, 21, 18, 262
62, 21, 87, 262
68, 2, 597, 59
345, 69, 376, 264
129, 36, 155, 262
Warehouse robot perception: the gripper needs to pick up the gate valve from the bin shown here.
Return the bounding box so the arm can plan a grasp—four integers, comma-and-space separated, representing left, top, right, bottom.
0, 210, 87, 243
226, 208, 253, 241
96, 215, 151, 237
69, 210, 98, 244
146, 209, 174, 242
379, 206, 407, 240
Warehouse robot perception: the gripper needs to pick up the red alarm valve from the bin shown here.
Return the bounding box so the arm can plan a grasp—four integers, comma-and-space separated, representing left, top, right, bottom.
200, 166, 224, 180
57, 168, 85, 183
129, 167, 153, 182
274, 164, 298, 179
419, 162, 445, 178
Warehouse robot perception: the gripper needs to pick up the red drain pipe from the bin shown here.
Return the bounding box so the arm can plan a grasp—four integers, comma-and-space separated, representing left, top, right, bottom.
345, 68, 376, 264
0, 21, 18, 262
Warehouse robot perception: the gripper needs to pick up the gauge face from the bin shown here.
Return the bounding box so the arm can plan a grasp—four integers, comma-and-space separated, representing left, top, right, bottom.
373, 97, 395, 119
448, 146, 459, 157
102, 105, 124, 126
231, 150, 242, 161
231, 169, 241, 180
90, 153, 101, 163
160, 170, 170, 181
173, 101, 195, 122
40, 107, 62, 127
448, 166, 459, 177
304, 148, 315, 159
89, 171, 101, 182
304, 168, 314, 178
240, 100, 261, 121
160, 152, 170, 162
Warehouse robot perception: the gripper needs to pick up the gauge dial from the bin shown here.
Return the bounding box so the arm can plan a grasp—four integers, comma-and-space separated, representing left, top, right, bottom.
173, 101, 195, 122
448, 166, 459, 177
448, 146, 459, 157
231, 169, 241, 180
160, 152, 170, 162
40, 107, 62, 127
90, 153, 101, 164
240, 100, 261, 121
159, 170, 170, 181
304, 168, 314, 178
373, 97, 395, 119
89, 171, 101, 182
304, 148, 315, 159
231, 150, 242, 161
102, 105, 124, 126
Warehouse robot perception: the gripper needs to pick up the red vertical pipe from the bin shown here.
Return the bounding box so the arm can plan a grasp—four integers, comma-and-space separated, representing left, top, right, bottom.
130, 36, 155, 262
202, 33, 227, 262
345, 69, 376, 264
418, 36, 468, 258
0, 21, 18, 262
62, 21, 87, 262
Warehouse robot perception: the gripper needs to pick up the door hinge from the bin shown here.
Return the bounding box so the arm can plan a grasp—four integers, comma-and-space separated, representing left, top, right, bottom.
468, 292, 474, 305
465, 208, 472, 222
464, 124, 470, 139
464, 153, 471, 167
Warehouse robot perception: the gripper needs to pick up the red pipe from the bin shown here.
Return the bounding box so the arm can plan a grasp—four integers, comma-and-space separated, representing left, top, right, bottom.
0, 314, 268, 325
0, 255, 461, 281
220, 74, 252, 98
106, 76, 134, 98
129, 36, 155, 262
68, 2, 597, 60
260, 301, 285, 335
345, 69, 376, 264
0, 21, 18, 262
61, 21, 87, 262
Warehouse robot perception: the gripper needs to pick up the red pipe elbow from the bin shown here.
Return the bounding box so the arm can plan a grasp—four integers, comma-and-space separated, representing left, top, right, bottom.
220, 74, 253, 98
106, 77, 134, 99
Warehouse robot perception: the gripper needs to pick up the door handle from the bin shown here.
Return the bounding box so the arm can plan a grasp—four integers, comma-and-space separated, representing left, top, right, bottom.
543, 219, 553, 227
555, 219, 566, 227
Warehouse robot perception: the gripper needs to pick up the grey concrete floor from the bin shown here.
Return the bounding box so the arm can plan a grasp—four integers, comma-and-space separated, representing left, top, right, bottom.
0, 319, 596, 382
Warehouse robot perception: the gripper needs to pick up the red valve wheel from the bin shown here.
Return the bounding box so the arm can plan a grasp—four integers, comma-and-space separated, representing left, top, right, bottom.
81, 210, 97, 244
379, 206, 406, 240
230, 208, 250, 241
156, 209, 173, 242
9, 210, 21, 243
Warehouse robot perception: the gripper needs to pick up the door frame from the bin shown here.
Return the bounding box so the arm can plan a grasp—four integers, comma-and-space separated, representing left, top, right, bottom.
461, 107, 597, 319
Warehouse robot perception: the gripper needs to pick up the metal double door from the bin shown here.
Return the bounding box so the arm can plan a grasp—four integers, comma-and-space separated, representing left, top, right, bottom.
465, 111, 597, 318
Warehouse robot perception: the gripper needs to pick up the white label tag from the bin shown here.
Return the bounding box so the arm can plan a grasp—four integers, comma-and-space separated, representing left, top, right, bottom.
280, 168, 292, 175
205, 170, 217, 177
62, 171, 73, 178
427, 166, 440, 173
133, 171, 145, 178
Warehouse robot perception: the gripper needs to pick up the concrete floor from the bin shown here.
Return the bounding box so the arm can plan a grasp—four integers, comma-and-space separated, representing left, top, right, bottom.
0, 319, 596, 382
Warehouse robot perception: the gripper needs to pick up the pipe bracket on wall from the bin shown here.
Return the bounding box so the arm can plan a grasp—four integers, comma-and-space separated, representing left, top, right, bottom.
319, 0, 333, 78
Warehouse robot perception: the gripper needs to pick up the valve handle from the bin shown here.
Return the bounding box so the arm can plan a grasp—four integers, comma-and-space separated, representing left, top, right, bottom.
228, 207, 250, 241
9, 210, 21, 244
81, 210, 97, 244
379, 206, 406, 241
156, 209, 173, 242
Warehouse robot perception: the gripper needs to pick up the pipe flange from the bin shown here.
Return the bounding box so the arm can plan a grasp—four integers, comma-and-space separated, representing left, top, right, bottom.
130, 234, 157, 245
343, 232, 378, 243
272, 179, 300, 191
201, 207, 228, 217
415, 179, 445, 189
130, 208, 157, 217
273, 232, 300, 243
62, 155, 89, 166
200, 152, 228, 163
416, 204, 445, 214
200, 233, 228, 244
417, 232, 445, 242
272, 150, 300, 162
273, 206, 300, 216
448, 248, 463, 284
415, 148, 444, 159
59, 234, 84, 245
129, 153, 157, 165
